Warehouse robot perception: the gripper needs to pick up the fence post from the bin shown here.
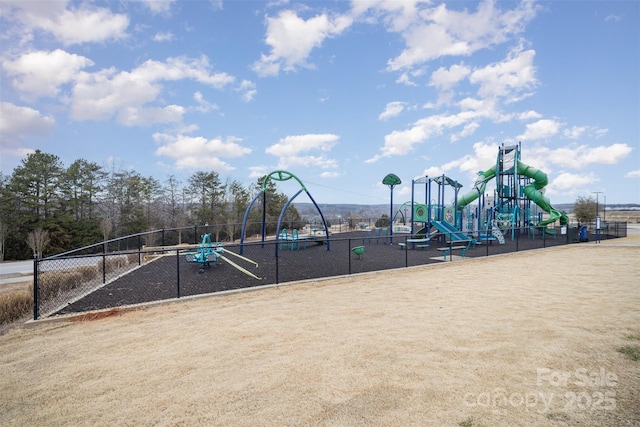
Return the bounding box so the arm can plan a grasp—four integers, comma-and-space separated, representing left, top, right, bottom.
404, 236, 408, 268
348, 238, 352, 275
162, 228, 166, 247
176, 249, 181, 298
275, 242, 279, 284
102, 253, 107, 284
33, 255, 38, 320
102, 244, 107, 284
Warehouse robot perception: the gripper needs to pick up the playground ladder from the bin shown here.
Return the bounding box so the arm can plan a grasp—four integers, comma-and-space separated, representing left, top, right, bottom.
491, 219, 506, 244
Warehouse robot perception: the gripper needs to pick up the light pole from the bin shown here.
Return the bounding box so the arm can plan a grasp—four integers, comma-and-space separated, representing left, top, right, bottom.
592, 191, 603, 220
592, 191, 603, 243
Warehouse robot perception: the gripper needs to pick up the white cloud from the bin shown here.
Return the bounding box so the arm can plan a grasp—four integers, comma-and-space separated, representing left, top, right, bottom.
451, 121, 479, 142
518, 119, 561, 141
153, 133, 251, 172
249, 165, 270, 179
252, 10, 352, 76
133, 56, 234, 88
266, 133, 339, 157
117, 105, 185, 127
369, 42, 540, 163
153, 32, 174, 42
0, 102, 55, 143
625, 170, 640, 178
192, 92, 219, 113
563, 125, 587, 140
423, 166, 446, 177
518, 110, 542, 120
320, 171, 340, 178
2, 49, 94, 98
70, 56, 234, 124
3, 48, 242, 129
378, 0, 538, 71
573, 143, 633, 166
378, 101, 406, 121
276, 155, 338, 170
523, 143, 632, 171
238, 80, 257, 102
469, 45, 537, 100
141, 0, 176, 15
563, 125, 608, 139
429, 63, 471, 91
352, 0, 424, 33
367, 105, 499, 162
548, 172, 598, 194
422, 140, 499, 186
396, 72, 418, 86
2, 1, 129, 45
266, 133, 340, 171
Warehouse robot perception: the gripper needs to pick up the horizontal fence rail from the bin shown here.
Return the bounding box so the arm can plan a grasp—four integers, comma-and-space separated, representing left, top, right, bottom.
33, 222, 627, 319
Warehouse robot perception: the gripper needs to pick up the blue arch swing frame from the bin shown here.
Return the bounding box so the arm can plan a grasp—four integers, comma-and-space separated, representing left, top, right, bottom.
239, 170, 331, 254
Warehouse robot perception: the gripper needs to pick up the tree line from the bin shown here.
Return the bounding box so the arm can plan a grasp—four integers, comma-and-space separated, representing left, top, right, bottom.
0, 150, 303, 260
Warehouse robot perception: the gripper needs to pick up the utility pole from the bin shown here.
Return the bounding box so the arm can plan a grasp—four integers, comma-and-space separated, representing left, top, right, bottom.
592, 191, 603, 243
591, 191, 603, 219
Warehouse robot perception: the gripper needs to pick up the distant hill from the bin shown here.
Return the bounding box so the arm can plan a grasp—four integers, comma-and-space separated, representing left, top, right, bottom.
555, 203, 639, 213
293, 202, 640, 218
292, 203, 390, 220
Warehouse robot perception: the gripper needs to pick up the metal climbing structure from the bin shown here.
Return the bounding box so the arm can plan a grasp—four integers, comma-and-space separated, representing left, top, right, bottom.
239, 170, 330, 254
457, 142, 569, 240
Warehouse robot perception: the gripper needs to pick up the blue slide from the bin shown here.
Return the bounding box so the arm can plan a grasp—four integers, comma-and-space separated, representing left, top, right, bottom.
431, 221, 471, 242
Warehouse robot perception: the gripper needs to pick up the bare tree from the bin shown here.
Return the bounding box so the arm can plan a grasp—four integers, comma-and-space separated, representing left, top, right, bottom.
100, 218, 112, 252
26, 228, 50, 258
574, 196, 596, 224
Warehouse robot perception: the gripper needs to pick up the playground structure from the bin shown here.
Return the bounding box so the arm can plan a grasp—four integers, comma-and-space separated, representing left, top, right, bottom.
185, 233, 261, 278
458, 143, 569, 239
393, 143, 569, 243
240, 170, 330, 254
279, 228, 308, 251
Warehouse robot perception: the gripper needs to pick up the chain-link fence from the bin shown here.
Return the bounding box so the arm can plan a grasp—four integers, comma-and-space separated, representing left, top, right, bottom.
33, 222, 627, 320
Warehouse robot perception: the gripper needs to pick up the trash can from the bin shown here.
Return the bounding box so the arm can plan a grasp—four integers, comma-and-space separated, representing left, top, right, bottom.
579, 225, 588, 242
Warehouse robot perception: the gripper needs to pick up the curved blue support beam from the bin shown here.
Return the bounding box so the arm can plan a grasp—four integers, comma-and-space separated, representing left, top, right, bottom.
275, 189, 303, 255
240, 169, 331, 255
306, 191, 331, 251
239, 190, 264, 255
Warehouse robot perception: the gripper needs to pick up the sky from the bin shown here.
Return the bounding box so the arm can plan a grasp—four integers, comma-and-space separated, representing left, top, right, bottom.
1, 0, 638, 207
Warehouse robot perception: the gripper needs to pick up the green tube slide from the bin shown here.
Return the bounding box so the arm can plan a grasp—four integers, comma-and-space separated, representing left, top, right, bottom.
457, 166, 496, 209
517, 161, 569, 227
456, 161, 568, 227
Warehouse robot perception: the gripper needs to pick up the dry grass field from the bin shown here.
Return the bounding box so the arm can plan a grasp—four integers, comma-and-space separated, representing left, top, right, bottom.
603, 210, 640, 224
1, 230, 639, 426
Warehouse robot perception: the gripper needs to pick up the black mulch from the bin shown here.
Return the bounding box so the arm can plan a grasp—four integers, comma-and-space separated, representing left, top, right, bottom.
54, 229, 579, 316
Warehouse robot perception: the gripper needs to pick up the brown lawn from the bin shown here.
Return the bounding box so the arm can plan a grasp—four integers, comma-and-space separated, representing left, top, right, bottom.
1, 233, 639, 426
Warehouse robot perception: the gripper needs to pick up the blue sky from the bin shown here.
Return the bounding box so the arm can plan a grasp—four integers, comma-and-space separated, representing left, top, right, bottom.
1, 0, 638, 206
